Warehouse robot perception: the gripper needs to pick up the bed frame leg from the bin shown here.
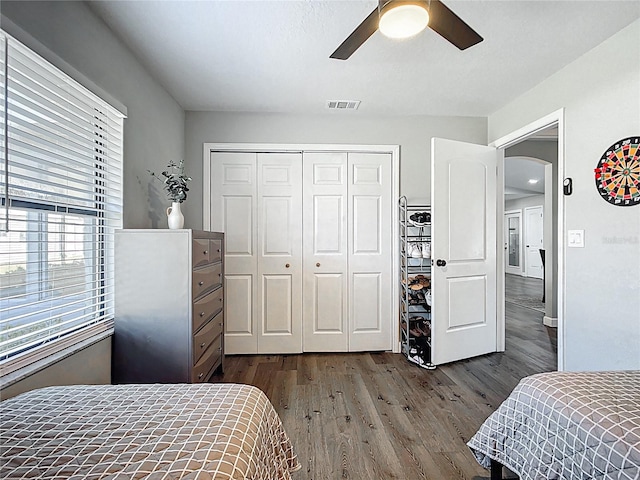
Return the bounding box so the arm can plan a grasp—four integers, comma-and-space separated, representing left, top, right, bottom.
490, 459, 502, 480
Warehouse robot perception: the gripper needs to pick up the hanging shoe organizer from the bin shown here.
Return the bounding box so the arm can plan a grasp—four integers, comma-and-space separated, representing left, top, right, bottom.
399, 196, 435, 369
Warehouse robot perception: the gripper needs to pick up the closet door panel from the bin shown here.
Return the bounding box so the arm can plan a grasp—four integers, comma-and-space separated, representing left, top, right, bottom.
353, 195, 382, 254
261, 197, 294, 255
257, 153, 302, 354
303, 152, 349, 352
210, 152, 258, 354
314, 196, 344, 254
224, 196, 253, 256
225, 274, 253, 335
348, 153, 393, 352
261, 274, 294, 334
312, 274, 345, 332
352, 272, 381, 331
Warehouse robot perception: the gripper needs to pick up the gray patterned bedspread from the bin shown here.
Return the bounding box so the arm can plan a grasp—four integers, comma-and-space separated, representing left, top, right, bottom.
0, 383, 300, 479
467, 371, 640, 480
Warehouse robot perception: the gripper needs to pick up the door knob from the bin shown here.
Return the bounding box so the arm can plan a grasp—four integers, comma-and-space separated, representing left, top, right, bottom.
436, 259, 447, 267
316, 262, 321, 267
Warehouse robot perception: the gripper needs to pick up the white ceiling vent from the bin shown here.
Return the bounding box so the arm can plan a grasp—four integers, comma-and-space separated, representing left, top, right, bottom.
327, 100, 360, 110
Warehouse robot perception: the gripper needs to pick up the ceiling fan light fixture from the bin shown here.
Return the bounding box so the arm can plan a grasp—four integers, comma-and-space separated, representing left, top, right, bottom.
379, 2, 429, 39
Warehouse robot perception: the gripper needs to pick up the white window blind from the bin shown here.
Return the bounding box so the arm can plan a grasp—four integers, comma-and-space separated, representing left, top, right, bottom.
0, 30, 124, 374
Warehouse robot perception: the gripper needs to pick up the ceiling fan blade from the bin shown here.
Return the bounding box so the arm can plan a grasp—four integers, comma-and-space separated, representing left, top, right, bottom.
330, 7, 379, 60
428, 0, 483, 50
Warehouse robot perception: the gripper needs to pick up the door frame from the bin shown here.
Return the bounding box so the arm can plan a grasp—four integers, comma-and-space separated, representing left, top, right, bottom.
491, 108, 565, 371
523, 205, 544, 278
202, 143, 402, 353
504, 209, 523, 276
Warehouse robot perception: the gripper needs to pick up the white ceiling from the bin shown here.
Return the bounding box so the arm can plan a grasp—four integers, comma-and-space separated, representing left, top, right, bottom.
505, 156, 546, 200
88, 0, 640, 116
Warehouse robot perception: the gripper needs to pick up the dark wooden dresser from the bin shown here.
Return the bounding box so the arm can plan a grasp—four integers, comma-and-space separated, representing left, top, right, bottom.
112, 229, 224, 383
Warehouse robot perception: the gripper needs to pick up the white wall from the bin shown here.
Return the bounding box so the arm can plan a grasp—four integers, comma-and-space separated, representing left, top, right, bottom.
1, 1, 185, 229
489, 20, 640, 371
0, 1, 185, 392
505, 195, 545, 212
184, 111, 487, 229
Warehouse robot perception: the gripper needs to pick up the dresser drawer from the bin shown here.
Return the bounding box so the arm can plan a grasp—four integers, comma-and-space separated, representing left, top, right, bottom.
193, 310, 223, 363
192, 287, 223, 332
192, 238, 210, 267
192, 264, 221, 298
209, 238, 223, 263
192, 335, 222, 382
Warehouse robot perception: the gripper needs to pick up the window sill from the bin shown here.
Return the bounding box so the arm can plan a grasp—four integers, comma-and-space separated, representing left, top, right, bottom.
0, 324, 113, 391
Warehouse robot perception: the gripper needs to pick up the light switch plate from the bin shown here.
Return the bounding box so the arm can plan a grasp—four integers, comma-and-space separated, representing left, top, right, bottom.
568, 230, 584, 248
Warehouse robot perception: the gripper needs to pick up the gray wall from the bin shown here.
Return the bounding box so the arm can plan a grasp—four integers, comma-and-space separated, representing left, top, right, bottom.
506, 140, 558, 164
184, 111, 487, 229
1, 1, 185, 391
489, 20, 640, 371
1, 338, 111, 400
505, 194, 545, 212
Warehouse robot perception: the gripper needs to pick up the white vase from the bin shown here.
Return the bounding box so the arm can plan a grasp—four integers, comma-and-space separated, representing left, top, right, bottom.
166, 201, 184, 229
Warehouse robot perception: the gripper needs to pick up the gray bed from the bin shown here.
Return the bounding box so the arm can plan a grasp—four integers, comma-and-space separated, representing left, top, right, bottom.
467, 371, 640, 479
1, 383, 300, 479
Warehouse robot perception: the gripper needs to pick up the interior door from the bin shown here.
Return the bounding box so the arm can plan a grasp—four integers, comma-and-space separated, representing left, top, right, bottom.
348, 152, 393, 351
524, 205, 544, 279
302, 152, 348, 351
505, 211, 523, 275
431, 138, 500, 365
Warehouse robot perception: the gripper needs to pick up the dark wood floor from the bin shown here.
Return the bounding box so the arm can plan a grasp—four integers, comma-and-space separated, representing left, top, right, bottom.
505, 273, 544, 299
212, 302, 557, 480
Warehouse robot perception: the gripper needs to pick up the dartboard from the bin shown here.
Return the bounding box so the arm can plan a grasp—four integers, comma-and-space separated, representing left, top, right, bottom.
594, 136, 640, 207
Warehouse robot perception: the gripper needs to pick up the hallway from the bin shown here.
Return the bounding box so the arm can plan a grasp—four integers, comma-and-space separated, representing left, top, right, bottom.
505, 273, 545, 313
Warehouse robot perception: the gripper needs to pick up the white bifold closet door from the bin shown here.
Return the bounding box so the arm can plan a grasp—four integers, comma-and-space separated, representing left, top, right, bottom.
210, 152, 302, 354
210, 149, 392, 354
302, 152, 392, 352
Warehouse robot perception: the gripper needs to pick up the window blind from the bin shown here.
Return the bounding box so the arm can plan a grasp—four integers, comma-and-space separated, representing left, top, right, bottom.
0, 30, 124, 372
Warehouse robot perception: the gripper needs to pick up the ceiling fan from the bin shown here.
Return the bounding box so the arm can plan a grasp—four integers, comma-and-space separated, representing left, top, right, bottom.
330, 0, 483, 60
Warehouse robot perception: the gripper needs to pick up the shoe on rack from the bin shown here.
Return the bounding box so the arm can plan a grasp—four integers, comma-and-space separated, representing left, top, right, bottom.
409, 211, 431, 226
421, 242, 431, 259
407, 242, 422, 258
425, 289, 432, 307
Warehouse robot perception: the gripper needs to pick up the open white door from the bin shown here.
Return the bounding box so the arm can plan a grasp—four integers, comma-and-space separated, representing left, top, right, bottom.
431, 138, 501, 365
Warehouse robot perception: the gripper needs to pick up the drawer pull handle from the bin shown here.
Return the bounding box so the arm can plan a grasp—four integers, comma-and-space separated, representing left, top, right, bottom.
198, 281, 204, 286
217, 249, 221, 253
200, 342, 206, 348
198, 373, 204, 379
200, 312, 205, 317
316, 262, 321, 267
219, 322, 223, 327
285, 263, 290, 268
203, 250, 208, 255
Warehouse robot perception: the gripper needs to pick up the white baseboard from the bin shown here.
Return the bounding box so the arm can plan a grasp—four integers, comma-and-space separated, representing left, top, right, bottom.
543, 316, 558, 328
